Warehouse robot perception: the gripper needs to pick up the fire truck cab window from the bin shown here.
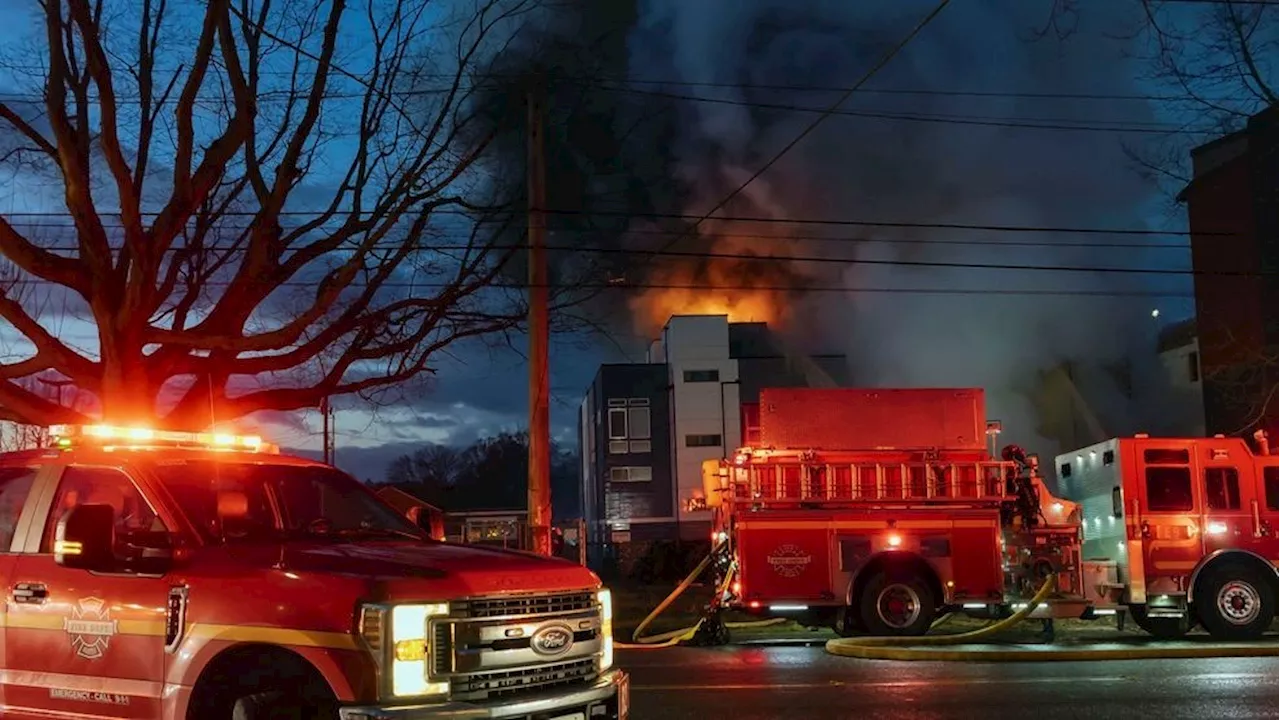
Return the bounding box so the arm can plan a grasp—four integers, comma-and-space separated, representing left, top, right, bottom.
1143, 448, 1190, 464
1265, 467, 1278, 511
41, 467, 167, 557
1203, 467, 1241, 510
0, 467, 39, 551
1144, 466, 1194, 512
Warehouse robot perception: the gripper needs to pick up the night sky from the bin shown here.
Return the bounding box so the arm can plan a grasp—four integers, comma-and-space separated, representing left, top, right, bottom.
0, 0, 1271, 480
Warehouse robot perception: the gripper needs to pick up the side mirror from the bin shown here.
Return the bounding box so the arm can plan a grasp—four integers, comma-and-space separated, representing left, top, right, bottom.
407, 506, 445, 542
55, 504, 116, 570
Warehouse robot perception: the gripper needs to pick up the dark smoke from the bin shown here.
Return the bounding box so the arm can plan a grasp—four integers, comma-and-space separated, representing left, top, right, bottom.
620, 0, 1194, 457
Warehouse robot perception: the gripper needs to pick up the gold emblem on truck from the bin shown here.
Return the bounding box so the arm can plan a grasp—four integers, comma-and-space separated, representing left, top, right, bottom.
767, 544, 813, 578
64, 597, 118, 660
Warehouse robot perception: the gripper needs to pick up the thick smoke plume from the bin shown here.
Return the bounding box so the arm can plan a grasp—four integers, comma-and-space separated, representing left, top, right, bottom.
623, 0, 1193, 456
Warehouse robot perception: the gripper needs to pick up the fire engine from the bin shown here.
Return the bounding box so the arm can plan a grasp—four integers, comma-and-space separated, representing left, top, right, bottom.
700, 388, 1278, 641
0, 424, 627, 719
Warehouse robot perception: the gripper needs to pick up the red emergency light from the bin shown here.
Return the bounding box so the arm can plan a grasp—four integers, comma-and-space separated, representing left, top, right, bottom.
48, 424, 279, 454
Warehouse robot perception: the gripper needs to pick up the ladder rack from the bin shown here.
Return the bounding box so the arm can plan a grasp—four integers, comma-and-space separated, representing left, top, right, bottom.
726, 459, 1015, 506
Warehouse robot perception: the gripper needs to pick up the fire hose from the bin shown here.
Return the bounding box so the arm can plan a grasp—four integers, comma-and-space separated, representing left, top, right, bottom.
616, 544, 785, 649
825, 575, 1278, 661
618, 548, 1279, 660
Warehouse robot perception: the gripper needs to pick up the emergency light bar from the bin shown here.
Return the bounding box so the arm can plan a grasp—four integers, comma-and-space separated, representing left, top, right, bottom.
48, 424, 279, 453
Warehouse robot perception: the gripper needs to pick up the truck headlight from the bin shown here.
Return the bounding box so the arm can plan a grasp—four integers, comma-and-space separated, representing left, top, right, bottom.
597, 588, 614, 672
389, 603, 450, 697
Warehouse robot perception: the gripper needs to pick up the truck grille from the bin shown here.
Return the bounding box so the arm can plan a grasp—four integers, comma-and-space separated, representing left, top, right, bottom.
431, 590, 603, 703
450, 658, 597, 702
456, 591, 595, 619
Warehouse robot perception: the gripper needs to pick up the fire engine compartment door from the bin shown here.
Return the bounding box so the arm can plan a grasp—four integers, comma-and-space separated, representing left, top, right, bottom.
1134, 444, 1204, 585
737, 521, 831, 602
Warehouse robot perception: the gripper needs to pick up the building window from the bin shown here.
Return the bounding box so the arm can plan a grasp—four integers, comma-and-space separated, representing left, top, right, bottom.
683, 369, 720, 383
1187, 351, 1200, 383
609, 466, 652, 483
607, 398, 651, 453
1204, 467, 1240, 510
686, 434, 722, 448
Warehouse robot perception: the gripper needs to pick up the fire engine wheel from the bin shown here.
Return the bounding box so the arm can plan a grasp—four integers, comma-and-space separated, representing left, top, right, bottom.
833, 605, 867, 637
859, 572, 936, 636
1194, 563, 1278, 641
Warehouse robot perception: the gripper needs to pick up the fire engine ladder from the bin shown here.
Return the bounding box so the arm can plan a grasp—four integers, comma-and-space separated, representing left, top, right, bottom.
731, 459, 1014, 506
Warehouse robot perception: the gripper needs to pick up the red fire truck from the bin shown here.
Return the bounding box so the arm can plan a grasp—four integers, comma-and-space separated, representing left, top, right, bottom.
701, 388, 1278, 641
1055, 431, 1278, 639
702, 387, 1085, 637
0, 424, 627, 719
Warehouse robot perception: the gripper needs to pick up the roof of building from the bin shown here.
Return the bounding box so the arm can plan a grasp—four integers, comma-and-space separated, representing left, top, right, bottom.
1157, 317, 1198, 353
374, 485, 442, 514
1178, 105, 1277, 203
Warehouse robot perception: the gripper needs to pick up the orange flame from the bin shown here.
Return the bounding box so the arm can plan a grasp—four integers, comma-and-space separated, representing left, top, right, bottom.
628, 250, 790, 335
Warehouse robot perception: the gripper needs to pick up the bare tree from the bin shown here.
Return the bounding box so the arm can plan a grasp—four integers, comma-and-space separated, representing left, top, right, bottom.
1038, 0, 1276, 190
0, 0, 564, 429
1199, 328, 1279, 436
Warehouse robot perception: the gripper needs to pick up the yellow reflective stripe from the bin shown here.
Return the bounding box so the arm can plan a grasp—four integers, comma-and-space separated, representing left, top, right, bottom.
0, 613, 165, 635
0, 614, 358, 651
185, 623, 361, 651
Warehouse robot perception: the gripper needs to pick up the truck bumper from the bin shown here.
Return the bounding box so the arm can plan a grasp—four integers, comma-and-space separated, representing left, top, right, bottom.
338, 669, 629, 720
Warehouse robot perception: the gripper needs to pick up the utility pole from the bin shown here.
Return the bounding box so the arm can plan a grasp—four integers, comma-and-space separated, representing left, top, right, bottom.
321, 396, 332, 465
527, 79, 552, 556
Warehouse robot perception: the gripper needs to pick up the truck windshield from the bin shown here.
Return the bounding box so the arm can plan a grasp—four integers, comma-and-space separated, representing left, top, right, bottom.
151, 461, 425, 544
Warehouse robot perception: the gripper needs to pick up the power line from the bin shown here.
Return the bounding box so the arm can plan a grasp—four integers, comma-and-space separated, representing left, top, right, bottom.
0, 84, 1200, 135
0, 240, 1228, 275
0, 275, 1194, 298
665, 0, 948, 256
1, 208, 1213, 235
3, 224, 1193, 250
585, 83, 1198, 135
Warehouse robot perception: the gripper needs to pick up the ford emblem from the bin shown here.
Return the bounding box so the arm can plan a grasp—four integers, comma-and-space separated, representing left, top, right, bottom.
529, 623, 574, 656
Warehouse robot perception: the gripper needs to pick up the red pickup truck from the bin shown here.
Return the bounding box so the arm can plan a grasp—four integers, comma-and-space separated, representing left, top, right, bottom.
0, 424, 628, 719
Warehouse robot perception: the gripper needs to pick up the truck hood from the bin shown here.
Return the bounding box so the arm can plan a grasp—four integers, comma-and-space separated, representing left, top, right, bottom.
280, 541, 600, 599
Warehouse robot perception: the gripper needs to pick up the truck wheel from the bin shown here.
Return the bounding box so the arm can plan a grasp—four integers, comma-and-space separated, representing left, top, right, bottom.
833, 605, 866, 637
858, 571, 936, 636
1129, 605, 1190, 639
1194, 563, 1277, 641
231, 690, 336, 720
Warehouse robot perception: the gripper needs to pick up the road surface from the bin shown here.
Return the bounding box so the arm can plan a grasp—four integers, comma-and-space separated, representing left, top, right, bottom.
620, 643, 1279, 719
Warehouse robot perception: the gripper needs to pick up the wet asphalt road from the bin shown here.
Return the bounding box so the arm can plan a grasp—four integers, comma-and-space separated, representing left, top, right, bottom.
620, 645, 1279, 719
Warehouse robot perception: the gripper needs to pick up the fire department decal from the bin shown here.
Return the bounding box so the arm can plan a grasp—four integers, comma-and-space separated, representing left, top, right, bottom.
64, 597, 118, 660
766, 544, 813, 578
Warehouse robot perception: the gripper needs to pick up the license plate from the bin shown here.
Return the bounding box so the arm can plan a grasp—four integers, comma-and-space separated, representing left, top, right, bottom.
550, 714, 585, 720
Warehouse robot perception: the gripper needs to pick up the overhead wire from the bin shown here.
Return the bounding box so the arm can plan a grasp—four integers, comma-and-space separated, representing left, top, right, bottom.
650, 0, 954, 259
0, 209, 1213, 236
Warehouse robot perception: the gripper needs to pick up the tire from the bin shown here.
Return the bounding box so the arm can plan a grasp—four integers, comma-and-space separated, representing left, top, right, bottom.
1129, 604, 1191, 639
833, 605, 867, 637
230, 690, 337, 720
858, 570, 936, 636
1194, 562, 1277, 641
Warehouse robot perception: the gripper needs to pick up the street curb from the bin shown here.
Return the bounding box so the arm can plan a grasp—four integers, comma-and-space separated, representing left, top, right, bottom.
824, 643, 1280, 662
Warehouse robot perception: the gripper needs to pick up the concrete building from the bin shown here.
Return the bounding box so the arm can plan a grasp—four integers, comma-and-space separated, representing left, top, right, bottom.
1177, 105, 1278, 438
579, 315, 848, 543
1156, 318, 1206, 437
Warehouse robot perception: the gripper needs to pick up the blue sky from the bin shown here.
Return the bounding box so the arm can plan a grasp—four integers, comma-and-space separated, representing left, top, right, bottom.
1, 0, 1271, 479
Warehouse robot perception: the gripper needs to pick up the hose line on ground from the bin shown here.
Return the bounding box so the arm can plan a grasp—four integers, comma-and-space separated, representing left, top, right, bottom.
824, 576, 1279, 661
617, 544, 784, 649
825, 574, 1058, 657
615, 550, 1280, 660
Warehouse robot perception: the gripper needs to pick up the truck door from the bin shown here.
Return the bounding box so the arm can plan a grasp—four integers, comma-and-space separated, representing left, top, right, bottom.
1135, 445, 1202, 589
1252, 465, 1278, 561
4, 466, 170, 719
1199, 453, 1252, 556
